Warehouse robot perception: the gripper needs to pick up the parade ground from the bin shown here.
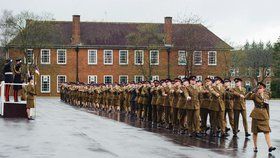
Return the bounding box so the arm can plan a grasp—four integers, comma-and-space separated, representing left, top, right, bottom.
0, 97, 279, 158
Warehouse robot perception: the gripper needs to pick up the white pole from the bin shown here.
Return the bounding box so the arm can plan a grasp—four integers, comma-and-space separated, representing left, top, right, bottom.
0, 81, 5, 116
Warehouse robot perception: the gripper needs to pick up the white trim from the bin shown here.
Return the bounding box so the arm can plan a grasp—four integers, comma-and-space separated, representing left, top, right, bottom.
150, 50, 159, 65
40, 75, 51, 93
178, 75, 186, 80
119, 50, 129, 65
193, 51, 202, 65
103, 50, 113, 65
208, 75, 215, 80
178, 50, 187, 65
57, 49, 67, 65
196, 75, 203, 81
134, 50, 144, 65
57, 75, 67, 93
88, 49, 98, 65
119, 75, 128, 84
208, 51, 217, 66
104, 75, 113, 84
151, 75, 159, 81
134, 75, 144, 83
40, 49, 51, 64
88, 75, 98, 84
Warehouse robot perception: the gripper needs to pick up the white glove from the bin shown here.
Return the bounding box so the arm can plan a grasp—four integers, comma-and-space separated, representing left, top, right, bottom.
187, 96, 191, 100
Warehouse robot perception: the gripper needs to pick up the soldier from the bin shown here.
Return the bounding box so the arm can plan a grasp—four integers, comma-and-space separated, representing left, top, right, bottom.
164, 79, 172, 129
200, 78, 212, 135
246, 82, 276, 153
3, 59, 13, 101
129, 82, 137, 117
151, 80, 160, 125
177, 78, 189, 134
209, 77, 228, 137
186, 76, 201, 137
13, 58, 23, 102
171, 78, 181, 130
155, 81, 166, 127
224, 78, 234, 134
232, 78, 251, 138
26, 77, 36, 120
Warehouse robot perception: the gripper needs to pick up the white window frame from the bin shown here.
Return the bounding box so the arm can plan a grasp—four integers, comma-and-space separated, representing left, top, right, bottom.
230, 81, 236, 88
104, 75, 113, 84
193, 51, 202, 65
40, 49, 51, 64
57, 49, 67, 64
119, 75, 128, 84
134, 75, 144, 83
230, 68, 236, 77
150, 50, 159, 65
134, 50, 144, 65
88, 75, 98, 84
208, 51, 217, 65
26, 49, 34, 64
103, 50, 113, 65
57, 75, 67, 93
41, 75, 51, 93
266, 81, 271, 91
245, 80, 251, 87
178, 75, 187, 80
196, 75, 203, 81
88, 49, 98, 65
178, 50, 187, 65
119, 50, 129, 65
208, 75, 215, 80
151, 75, 159, 82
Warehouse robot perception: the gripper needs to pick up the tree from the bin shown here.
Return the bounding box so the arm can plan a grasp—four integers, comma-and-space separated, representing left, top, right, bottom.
271, 38, 280, 98
126, 24, 164, 81
0, 10, 63, 81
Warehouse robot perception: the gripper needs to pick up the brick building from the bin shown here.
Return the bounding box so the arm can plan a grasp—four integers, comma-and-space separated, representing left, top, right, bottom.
7, 15, 232, 96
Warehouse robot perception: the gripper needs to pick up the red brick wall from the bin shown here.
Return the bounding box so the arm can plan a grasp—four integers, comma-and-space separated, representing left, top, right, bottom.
8, 48, 231, 96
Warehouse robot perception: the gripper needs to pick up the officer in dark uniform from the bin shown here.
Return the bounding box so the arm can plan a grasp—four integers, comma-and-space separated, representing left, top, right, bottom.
13, 58, 23, 102
3, 59, 13, 101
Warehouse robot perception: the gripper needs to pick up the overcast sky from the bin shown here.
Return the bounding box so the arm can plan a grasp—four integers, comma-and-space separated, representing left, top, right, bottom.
1, 0, 279, 47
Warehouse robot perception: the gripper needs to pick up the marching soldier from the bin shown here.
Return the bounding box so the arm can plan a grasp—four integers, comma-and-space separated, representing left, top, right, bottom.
177, 79, 189, 134
151, 80, 160, 125
246, 82, 276, 153
171, 78, 181, 130
224, 79, 234, 133
200, 78, 212, 135
232, 78, 251, 138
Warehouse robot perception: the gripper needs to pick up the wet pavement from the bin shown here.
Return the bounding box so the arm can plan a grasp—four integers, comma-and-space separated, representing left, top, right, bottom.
0, 97, 279, 158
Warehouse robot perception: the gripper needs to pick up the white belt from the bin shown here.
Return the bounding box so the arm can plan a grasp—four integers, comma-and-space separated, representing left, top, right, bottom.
5, 72, 13, 75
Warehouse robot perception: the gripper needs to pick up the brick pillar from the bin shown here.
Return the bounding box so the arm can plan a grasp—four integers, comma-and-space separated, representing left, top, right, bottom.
164, 17, 172, 44
72, 15, 81, 45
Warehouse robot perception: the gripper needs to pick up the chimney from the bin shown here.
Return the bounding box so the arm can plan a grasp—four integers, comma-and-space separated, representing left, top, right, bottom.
164, 17, 173, 45
72, 15, 81, 45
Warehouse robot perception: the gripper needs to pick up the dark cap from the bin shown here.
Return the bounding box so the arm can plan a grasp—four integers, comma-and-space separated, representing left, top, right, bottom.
28, 76, 33, 82
189, 76, 197, 81
174, 78, 182, 82
234, 78, 242, 83
165, 79, 172, 83
224, 78, 231, 83
205, 77, 212, 81
257, 82, 266, 88
182, 78, 189, 83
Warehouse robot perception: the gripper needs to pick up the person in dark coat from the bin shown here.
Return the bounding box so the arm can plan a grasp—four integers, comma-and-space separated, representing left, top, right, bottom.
13, 58, 23, 102
3, 59, 13, 101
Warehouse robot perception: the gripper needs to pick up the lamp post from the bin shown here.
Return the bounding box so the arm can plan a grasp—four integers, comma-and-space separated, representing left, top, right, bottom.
75, 45, 80, 83
165, 44, 172, 79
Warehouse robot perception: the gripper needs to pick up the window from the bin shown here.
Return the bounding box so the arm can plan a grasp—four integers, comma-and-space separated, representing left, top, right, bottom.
134, 50, 144, 65
104, 50, 113, 65
119, 75, 128, 84
196, 75, 203, 81
230, 68, 236, 77
230, 81, 236, 88
150, 50, 159, 65
245, 81, 251, 86
119, 50, 128, 65
178, 50, 187, 65
134, 75, 144, 83
208, 51, 217, 65
208, 75, 215, 80
41, 75, 50, 93
266, 81, 271, 91
178, 75, 187, 80
41, 49, 50, 64
265, 68, 271, 77
88, 50, 97, 65
27, 49, 34, 64
151, 75, 159, 82
57, 75, 67, 93
57, 49, 66, 64
104, 75, 113, 84
193, 51, 202, 65
88, 75, 97, 84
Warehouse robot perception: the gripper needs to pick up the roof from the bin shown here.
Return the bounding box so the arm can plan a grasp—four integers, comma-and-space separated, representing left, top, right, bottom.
9, 21, 232, 50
